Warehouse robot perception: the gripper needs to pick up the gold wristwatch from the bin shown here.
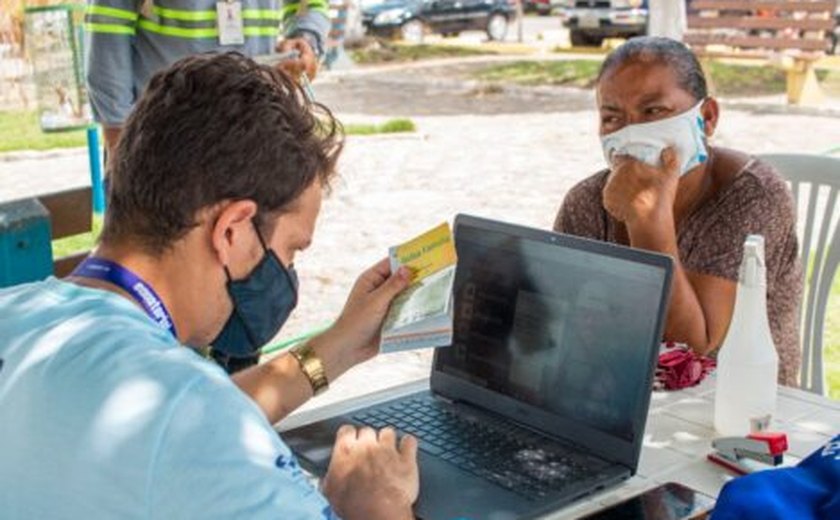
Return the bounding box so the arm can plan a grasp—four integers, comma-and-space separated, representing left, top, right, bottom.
289, 342, 329, 396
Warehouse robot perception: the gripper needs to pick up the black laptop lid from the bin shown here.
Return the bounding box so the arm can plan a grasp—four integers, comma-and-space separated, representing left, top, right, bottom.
430, 214, 673, 470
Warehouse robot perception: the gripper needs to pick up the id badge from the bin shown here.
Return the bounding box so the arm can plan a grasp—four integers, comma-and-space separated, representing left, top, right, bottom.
217, 1, 244, 46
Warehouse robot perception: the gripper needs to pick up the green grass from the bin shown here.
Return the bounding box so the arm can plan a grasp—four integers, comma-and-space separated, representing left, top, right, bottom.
705, 61, 786, 97
474, 60, 602, 88
51, 217, 102, 259
818, 69, 840, 97
824, 271, 840, 400
0, 110, 414, 153
350, 42, 495, 65
0, 110, 88, 153
345, 118, 416, 135
705, 63, 834, 98
474, 59, 838, 98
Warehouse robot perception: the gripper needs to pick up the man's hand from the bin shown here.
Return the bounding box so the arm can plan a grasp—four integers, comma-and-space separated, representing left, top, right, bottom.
319, 258, 410, 375
231, 260, 408, 427
275, 37, 318, 80
322, 425, 419, 520
602, 147, 680, 226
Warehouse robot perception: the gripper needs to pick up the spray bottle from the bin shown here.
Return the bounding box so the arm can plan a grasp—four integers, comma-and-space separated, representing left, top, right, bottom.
714, 235, 778, 436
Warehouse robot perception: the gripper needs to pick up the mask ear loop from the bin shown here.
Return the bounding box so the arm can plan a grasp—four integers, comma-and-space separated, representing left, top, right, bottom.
252, 218, 300, 303
697, 97, 712, 136
252, 217, 298, 273
252, 219, 271, 252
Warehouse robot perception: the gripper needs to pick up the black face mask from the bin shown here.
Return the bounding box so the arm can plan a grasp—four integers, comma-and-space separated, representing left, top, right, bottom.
210, 223, 298, 372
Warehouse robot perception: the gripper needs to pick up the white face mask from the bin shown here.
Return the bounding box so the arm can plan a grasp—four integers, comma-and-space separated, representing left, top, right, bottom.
600, 100, 708, 176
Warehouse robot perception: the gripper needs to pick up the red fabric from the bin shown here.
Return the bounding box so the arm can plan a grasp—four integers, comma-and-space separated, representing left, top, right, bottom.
655, 342, 716, 390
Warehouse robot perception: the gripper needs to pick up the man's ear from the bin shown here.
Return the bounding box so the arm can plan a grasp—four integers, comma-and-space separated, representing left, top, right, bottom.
210, 200, 259, 268
701, 97, 720, 138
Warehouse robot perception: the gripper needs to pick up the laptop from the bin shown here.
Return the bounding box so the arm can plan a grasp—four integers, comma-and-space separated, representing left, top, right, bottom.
283, 214, 674, 520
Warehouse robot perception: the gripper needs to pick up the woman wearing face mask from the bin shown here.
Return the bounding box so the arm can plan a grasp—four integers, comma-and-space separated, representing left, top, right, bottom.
554, 37, 802, 386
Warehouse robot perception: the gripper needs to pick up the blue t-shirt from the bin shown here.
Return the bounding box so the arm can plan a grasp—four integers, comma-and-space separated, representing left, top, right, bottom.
0, 278, 337, 519
712, 433, 840, 520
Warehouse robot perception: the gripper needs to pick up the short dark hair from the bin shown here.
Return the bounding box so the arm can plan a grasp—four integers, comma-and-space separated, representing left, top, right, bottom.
597, 36, 708, 101
101, 52, 343, 253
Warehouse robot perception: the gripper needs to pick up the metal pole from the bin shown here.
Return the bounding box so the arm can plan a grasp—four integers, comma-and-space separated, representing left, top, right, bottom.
517, 0, 523, 43
87, 126, 105, 214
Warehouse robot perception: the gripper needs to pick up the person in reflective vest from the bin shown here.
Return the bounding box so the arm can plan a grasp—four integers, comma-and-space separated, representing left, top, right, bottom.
84, 0, 330, 158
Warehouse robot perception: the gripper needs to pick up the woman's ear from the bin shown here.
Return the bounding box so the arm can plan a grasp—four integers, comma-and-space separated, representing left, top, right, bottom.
701, 97, 720, 138
210, 200, 259, 269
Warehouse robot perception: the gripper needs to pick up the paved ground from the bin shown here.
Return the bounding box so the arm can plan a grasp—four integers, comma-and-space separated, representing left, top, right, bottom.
2, 60, 839, 407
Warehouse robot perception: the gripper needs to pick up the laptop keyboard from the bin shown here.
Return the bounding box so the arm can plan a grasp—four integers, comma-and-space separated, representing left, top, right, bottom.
351, 395, 608, 500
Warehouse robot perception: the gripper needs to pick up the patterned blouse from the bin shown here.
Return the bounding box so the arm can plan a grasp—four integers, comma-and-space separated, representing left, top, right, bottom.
554, 156, 803, 386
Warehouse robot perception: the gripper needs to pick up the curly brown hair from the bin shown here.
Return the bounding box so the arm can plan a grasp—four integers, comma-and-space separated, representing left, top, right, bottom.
101, 52, 343, 253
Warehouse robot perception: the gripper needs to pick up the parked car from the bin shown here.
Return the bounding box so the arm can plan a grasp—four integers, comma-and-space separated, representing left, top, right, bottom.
559, 0, 648, 47
362, 0, 516, 42
524, 0, 564, 16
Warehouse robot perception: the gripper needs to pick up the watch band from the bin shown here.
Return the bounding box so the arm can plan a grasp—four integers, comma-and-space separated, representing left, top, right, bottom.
290, 342, 329, 395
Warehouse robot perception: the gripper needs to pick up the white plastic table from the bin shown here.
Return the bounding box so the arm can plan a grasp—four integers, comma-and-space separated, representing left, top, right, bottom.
277, 374, 840, 519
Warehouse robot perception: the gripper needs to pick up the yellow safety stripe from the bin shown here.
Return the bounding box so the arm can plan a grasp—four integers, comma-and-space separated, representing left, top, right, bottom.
281, 5, 327, 22
86, 5, 139, 21
137, 19, 279, 38
84, 22, 137, 35
242, 9, 284, 20
285, 0, 329, 7
243, 26, 280, 36
138, 19, 218, 38
283, 0, 329, 14
152, 6, 216, 21
149, 6, 283, 22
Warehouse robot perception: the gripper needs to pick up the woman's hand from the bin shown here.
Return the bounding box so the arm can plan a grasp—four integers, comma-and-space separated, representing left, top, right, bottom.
602, 147, 680, 226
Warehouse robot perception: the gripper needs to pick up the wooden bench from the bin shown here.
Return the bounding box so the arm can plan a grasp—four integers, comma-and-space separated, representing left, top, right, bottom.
41, 187, 93, 277
684, 0, 837, 106
0, 186, 92, 287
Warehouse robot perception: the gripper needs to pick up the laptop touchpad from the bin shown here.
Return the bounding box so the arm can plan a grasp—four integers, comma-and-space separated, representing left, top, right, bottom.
416, 452, 526, 520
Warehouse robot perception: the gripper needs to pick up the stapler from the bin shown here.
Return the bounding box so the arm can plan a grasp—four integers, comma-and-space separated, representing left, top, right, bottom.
707, 432, 792, 475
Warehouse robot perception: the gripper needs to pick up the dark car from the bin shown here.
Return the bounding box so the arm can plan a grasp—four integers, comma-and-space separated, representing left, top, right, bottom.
559, 0, 648, 47
524, 0, 561, 16
362, 0, 516, 42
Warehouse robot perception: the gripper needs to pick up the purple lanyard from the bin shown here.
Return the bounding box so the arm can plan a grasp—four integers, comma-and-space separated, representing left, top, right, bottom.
72, 257, 178, 338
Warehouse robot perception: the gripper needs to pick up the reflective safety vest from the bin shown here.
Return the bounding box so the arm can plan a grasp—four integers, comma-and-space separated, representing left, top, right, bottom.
84, 0, 329, 125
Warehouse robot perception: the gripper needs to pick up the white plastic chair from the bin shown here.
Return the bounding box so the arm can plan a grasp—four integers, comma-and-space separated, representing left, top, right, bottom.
760, 154, 840, 395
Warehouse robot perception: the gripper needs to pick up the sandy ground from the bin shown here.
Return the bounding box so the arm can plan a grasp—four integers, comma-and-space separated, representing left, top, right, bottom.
1, 63, 839, 411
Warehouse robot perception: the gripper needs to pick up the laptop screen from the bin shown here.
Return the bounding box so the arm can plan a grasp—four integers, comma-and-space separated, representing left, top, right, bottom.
435, 217, 670, 445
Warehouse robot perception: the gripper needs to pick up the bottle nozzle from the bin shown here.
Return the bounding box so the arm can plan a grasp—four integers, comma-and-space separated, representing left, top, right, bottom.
740, 234, 766, 287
